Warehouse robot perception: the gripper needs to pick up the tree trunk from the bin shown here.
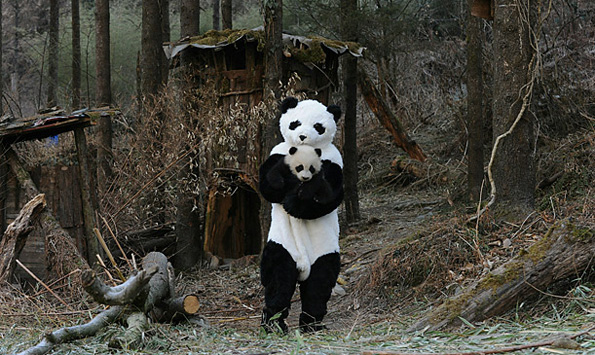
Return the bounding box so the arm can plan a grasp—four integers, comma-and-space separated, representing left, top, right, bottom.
0, 0, 3, 117
0, 194, 46, 283
161, 0, 170, 85
175, 0, 203, 270
141, 0, 168, 108
212, 0, 220, 30
181, 0, 200, 37
491, 0, 536, 211
260, 0, 283, 244
72, 0, 81, 109
74, 128, 100, 265
95, 0, 113, 194
466, 0, 484, 203
47, 0, 59, 107
341, 0, 360, 223
358, 67, 427, 162
221, 0, 232, 29
409, 220, 594, 331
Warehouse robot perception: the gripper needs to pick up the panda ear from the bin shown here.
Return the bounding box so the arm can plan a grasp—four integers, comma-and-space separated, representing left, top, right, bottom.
289, 146, 298, 155
315, 148, 322, 157
281, 97, 299, 114
327, 104, 342, 123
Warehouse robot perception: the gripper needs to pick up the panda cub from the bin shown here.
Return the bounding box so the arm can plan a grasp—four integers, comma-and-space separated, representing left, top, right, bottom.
268, 145, 333, 205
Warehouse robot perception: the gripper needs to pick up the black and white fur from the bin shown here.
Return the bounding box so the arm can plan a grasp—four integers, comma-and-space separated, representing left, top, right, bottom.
259, 97, 344, 333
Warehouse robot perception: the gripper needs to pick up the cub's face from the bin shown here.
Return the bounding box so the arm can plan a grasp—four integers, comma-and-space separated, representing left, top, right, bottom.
285, 146, 322, 182
279, 98, 342, 149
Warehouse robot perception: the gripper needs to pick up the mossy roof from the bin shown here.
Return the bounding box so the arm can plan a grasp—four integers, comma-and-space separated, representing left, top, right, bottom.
164, 27, 364, 64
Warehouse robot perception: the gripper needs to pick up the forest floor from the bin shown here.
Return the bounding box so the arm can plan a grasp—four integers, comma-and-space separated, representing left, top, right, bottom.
1, 126, 594, 354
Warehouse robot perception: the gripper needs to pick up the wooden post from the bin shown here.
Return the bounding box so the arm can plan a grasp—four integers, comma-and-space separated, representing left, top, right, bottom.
73, 128, 99, 266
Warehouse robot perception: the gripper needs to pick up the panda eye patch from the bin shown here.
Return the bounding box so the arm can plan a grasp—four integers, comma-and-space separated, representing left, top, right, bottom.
314, 123, 326, 135
289, 121, 302, 130
309, 166, 316, 174
295, 165, 304, 172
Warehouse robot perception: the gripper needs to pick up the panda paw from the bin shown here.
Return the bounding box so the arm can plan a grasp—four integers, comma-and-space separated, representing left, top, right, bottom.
266, 169, 285, 190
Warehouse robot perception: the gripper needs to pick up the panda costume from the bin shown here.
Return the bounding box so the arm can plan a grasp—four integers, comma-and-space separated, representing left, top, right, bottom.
259, 97, 344, 333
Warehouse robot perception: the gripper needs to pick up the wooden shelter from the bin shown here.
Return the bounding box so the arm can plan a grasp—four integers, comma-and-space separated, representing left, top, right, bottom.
0, 108, 116, 282
165, 28, 363, 259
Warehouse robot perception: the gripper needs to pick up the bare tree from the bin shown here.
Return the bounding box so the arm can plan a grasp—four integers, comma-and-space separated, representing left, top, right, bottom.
96, 0, 113, 194
260, 0, 283, 240
221, 0, 232, 29
47, 0, 59, 107
140, 0, 168, 107
341, 0, 360, 223
213, 0, 220, 30
181, 0, 200, 37
175, 0, 203, 270
490, 0, 537, 212
72, 0, 81, 109
466, 0, 484, 202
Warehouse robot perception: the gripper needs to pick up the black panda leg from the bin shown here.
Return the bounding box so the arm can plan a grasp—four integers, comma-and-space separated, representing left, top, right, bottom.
260, 241, 299, 334
298, 252, 340, 333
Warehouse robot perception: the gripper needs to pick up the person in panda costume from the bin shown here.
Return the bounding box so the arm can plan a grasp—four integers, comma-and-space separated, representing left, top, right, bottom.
259, 97, 344, 333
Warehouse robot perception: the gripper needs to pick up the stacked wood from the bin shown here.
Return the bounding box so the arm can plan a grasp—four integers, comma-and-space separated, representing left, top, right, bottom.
17, 252, 201, 355
409, 220, 594, 331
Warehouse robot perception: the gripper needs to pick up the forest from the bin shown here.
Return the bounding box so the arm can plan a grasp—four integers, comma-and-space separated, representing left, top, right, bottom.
0, 0, 593, 354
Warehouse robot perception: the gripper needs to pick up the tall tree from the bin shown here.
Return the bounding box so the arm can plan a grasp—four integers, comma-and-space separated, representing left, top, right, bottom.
141, 0, 168, 102
181, 0, 200, 37
221, 0, 232, 29
260, 0, 283, 240
96, 0, 113, 194
212, 0, 220, 30
0, 0, 3, 117
466, 0, 484, 202
341, 0, 360, 223
47, 0, 59, 107
490, 0, 537, 212
72, 0, 81, 109
174, 0, 203, 270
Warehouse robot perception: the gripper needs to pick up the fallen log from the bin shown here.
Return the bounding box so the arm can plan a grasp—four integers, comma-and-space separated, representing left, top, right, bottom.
409, 220, 594, 331
358, 66, 427, 162
0, 194, 46, 283
16, 251, 203, 354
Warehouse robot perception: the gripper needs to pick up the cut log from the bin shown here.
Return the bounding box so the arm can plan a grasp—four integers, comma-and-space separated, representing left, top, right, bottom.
154, 294, 201, 323
358, 66, 427, 162
0, 194, 46, 283
409, 220, 594, 331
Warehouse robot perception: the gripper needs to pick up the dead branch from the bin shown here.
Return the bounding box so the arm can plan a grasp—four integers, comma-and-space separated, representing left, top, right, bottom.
358, 65, 427, 162
409, 220, 594, 331
16, 305, 125, 355
362, 326, 592, 355
0, 194, 46, 283
16, 251, 201, 354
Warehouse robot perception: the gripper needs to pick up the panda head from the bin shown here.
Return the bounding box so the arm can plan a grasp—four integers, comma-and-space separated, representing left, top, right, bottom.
279, 97, 342, 149
285, 145, 323, 182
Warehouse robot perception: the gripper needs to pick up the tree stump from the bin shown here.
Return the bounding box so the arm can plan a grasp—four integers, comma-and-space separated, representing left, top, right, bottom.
409, 220, 594, 331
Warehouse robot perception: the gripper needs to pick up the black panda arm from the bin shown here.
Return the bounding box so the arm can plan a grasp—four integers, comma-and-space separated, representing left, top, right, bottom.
282, 160, 343, 219
259, 154, 300, 203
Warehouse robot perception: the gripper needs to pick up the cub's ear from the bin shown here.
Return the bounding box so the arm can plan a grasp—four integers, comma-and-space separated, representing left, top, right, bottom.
327, 104, 342, 123
281, 97, 299, 114
289, 146, 298, 155
315, 148, 322, 157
